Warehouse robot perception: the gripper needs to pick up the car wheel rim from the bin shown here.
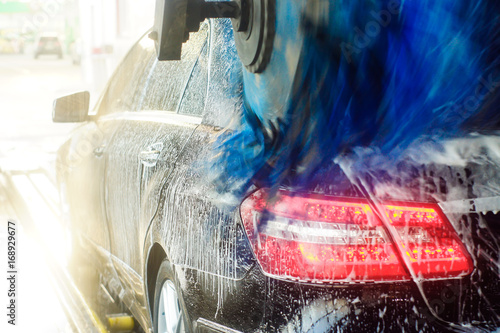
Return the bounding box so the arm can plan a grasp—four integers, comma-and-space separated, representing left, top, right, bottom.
157, 280, 183, 333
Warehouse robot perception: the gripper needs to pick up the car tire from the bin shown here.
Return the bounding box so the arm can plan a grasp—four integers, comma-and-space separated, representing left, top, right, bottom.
153, 260, 190, 333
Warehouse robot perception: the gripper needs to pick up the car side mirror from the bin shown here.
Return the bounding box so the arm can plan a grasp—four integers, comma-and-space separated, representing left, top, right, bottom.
52, 91, 90, 123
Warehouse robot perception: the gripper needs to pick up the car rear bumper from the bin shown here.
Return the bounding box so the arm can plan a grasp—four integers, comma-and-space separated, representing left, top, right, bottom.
181, 261, 498, 332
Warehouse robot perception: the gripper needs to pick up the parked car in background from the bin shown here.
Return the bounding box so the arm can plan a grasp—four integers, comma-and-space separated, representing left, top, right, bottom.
34, 33, 63, 59
53, 18, 499, 333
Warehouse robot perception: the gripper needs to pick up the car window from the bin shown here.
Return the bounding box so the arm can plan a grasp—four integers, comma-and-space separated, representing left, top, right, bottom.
96, 35, 153, 116
177, 39, 209, 116
138, 22, 208, 113
202, 19, 243, 127
97, 22, 208, 116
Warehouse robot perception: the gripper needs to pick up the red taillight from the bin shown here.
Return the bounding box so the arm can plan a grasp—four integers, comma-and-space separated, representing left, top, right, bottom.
383, 204, 473, 279
240, 190, 473, 283
241, 190, 409, 282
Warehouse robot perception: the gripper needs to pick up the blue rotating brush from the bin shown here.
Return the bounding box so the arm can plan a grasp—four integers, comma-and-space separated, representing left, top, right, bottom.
209, 0, 500, 200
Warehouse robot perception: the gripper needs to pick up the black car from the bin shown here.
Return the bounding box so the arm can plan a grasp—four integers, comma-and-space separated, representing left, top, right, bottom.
53, 16, 499, 333
35, 34, 63, 59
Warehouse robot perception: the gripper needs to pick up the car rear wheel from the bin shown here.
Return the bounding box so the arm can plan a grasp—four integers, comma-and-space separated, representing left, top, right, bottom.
153, 260, 188, 333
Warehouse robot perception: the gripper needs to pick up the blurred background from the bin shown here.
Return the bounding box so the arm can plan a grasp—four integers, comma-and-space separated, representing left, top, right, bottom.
0, 0, 157, 167
0, 0, 156, 331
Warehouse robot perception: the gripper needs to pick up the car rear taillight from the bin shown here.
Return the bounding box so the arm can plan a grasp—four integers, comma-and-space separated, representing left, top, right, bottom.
241, 190, 409, 282
240, 189, 473, 283
382, 203, 473, 279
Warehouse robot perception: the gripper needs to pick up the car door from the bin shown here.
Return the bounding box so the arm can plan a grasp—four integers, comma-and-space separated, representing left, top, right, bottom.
101, 23, 209, 321
59, 41, 148, 267
58, 117, 116, 263
61, 32, 157, 290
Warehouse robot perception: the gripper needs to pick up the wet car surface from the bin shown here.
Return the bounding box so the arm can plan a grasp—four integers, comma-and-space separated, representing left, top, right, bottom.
55, 17, 500, 333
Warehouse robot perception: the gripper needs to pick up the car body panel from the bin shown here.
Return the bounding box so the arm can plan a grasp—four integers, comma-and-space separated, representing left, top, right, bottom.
103, 112, 199, 274
57, 118, 119, 253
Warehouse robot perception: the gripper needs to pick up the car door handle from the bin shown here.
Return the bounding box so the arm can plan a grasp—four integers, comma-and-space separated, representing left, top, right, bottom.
140, 142, 163, 167
93, 145, 105, 157
139, 150, 161, 167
